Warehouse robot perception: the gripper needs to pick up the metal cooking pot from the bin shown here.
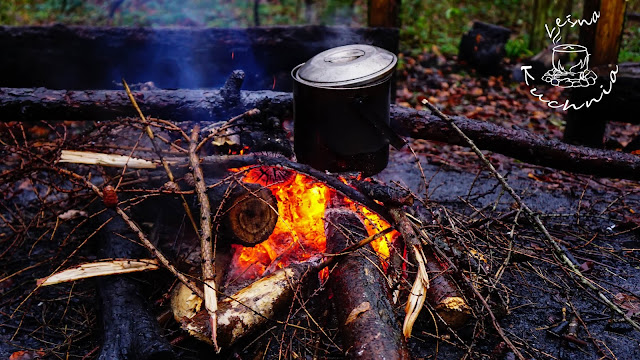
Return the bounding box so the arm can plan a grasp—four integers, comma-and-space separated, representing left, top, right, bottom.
291, 44, 402, 176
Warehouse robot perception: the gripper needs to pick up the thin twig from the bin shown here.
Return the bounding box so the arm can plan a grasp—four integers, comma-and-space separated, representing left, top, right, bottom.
56, 167, 203, 299
121, 78, 201, 237
188, 125, 219, 351
421, 98, 640, 333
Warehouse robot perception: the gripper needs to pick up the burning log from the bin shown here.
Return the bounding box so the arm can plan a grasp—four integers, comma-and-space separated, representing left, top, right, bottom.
221, 186, 278, 246
170, 257, 323, 349
324, 207, 410, 360
143, 180, 279, 247
96, 209, 175, 360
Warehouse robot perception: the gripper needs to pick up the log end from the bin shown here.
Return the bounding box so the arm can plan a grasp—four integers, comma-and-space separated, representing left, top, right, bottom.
435, 296, 472, 329
224, 187, 278, 246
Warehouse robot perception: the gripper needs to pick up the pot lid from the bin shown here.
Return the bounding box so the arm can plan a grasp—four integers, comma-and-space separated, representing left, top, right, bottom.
296, 44, 397, 88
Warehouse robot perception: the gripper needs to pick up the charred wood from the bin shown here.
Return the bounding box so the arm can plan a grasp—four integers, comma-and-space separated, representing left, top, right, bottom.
140, 179, 278, 247
349, 179, 413, 207
0, 87, 293, 123
324, 207, 410, 360
458, 22, 511, 75
217, 185, 278, 247
220, 70, 245, 106
96, 209, 175, 360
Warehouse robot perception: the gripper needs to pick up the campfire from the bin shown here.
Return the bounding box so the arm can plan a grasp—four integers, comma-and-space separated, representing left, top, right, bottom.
3, 26, 639, 360
227, 167, 394, 285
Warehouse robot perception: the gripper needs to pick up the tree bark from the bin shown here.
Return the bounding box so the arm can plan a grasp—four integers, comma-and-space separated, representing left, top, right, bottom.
0, 87, 293, 123
324, 206, 410, 360
563, 0, 628, 146
368, 0, 400, 28
139, 179, 279, 247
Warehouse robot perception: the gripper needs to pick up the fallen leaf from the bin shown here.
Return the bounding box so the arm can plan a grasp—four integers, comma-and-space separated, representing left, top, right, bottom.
578, 261, 594, 273
10, 350, 46, 360
613, 293, 640, 317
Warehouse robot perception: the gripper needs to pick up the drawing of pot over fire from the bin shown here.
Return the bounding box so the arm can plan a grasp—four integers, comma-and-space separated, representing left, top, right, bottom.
541, 44, 597, 88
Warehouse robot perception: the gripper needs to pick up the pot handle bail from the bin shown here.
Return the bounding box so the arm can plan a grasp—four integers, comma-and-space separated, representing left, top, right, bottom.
352, 96, 406, 150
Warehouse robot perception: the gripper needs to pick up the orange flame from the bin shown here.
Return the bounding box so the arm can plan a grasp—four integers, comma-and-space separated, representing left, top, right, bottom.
226, 166, 396, 284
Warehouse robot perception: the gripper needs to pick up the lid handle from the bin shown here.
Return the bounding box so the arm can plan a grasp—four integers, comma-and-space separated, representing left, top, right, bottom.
324, 49, 366, 63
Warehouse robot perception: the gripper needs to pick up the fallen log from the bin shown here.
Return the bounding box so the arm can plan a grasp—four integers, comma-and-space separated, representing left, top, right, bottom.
390, 104, 640, 181
0, 87, 293, 122
96, 209, 175, 360
0, 25, 398, 90
324, 206, 410, 359
12, 88, 640, 180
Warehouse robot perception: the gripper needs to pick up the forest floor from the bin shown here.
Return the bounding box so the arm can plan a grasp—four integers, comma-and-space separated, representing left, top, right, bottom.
1, 52, 640, 359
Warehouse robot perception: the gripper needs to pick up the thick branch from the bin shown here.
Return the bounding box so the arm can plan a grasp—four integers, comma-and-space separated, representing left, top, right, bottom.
325, 207, 410, 359
390, 104, 640, 180
96, 209, 175, 360
8, 87, 640, 180
0, 87, 293, 122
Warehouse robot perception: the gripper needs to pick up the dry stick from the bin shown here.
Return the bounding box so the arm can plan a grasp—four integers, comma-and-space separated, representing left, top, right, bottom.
409, 211, 526, 360
121, 79, 200, 237
421, 99, 640, 333
388, 208, 431, 339
56, 167, 204, 299
115, 207, 203, 297
188, 125, 219, 351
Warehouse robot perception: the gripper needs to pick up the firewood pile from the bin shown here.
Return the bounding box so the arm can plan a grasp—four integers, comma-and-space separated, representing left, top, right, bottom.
1, 78, 640, 360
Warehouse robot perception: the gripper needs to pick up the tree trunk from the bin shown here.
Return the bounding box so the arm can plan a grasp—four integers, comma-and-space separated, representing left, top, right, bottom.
368, 0, 400, 28
563, 0, 627, 146
0, 25, 398, 91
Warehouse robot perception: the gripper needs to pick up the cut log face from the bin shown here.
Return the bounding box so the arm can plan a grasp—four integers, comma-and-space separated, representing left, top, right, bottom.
424, 252, 471, 329
222, 186, 278, 247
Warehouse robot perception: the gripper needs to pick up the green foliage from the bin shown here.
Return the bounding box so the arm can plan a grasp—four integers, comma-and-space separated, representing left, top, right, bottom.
505, 34, 533, 59
0, 0, 637, 61
620, 26, 640, 63
398, 0, 530, 56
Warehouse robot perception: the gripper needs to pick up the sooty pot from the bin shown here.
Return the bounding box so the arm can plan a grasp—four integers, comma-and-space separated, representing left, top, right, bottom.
292, 44, 401, 176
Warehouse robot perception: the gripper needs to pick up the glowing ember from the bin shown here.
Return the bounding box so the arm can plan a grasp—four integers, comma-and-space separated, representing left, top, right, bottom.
226, 166, 396, 284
